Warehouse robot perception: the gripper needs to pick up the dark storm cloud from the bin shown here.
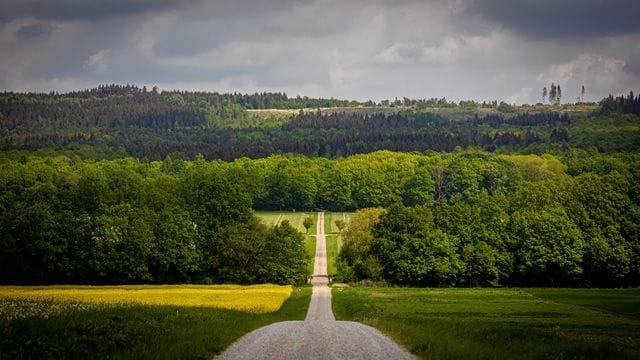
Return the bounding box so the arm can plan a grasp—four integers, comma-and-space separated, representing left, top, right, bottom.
1, 0, 638, 102
0, 0, 200, 22
470, 0, 640, 39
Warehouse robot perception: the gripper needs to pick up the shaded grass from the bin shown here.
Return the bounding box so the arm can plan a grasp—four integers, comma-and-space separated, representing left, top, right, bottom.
0, 286, 312, 360
332, 287, 640, 360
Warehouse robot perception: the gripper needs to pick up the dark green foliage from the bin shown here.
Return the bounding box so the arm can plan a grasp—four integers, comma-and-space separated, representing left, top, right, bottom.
0, 156, 307, 285
371, 204, 463, 286
210, 219, 308, 285
597, 91, 640, 115
260, 221, 309, 284
0, 149, 638, 287
2, 88, 638, 160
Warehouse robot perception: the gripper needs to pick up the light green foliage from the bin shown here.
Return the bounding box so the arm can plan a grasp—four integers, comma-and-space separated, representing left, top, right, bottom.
498, 153, 567, 181
338, 208, 384, 281
303, 216, 313, 233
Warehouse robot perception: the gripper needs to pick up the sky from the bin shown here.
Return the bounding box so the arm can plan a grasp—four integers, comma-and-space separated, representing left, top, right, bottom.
1, 0, 639, 104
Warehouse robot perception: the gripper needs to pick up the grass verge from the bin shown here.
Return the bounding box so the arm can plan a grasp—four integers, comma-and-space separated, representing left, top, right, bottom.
305, 236, 316, 276
326, 235, 339, 275
1, 286, 311, 359
332, 287, 640, 360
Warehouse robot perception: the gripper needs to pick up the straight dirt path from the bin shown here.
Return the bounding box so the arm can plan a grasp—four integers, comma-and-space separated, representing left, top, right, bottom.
217, 212, 413, 360
305, 212, 334, 321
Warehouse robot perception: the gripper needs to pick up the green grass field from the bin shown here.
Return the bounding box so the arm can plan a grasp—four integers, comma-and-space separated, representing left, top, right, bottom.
332, 287, 640, 359
255, 211, 317, 234
322, 212, 352, 275
0, 286, 311, 359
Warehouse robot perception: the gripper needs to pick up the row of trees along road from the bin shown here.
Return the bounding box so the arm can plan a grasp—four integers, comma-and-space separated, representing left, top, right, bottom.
0, 148, 638, 286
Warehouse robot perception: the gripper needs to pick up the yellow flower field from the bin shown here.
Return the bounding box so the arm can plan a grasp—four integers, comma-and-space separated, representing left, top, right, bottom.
0, 284, 292, 313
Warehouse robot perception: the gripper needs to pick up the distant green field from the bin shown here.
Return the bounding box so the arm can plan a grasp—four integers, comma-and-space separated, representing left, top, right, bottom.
256, 211, 352, 276
322, 212, 353, 275
324, 212, 353, 234
255, 211, 317, 234
333, 287, 640, 360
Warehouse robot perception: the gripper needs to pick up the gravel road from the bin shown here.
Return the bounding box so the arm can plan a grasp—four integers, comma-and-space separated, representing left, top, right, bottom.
217, 212, 414, 360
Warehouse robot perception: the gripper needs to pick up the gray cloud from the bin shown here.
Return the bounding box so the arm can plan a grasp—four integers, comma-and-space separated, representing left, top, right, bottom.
15, 23, 51, 40
0, 0, 200, 22
469, 0, 640, 40
0, 0, 639, 103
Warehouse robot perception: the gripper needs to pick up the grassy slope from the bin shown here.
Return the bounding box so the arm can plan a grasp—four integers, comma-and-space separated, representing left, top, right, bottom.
0, 287, 312, 360
332, 287, 640, 360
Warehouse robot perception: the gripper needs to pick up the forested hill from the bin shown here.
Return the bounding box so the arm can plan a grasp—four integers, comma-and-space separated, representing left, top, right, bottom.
1, 85, 639, 160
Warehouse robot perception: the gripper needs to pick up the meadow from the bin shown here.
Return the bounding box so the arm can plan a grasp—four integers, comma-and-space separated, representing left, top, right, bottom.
323, 212, 353, 275
255, 211, 317, 234
332, 287, 640, 359
0, 285, 311, 359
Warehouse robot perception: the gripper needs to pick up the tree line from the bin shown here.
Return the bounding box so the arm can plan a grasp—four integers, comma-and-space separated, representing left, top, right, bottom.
336, 153, 639, 287
3, 87, 639, 160
0, 155, 308, 285
1, 149, 638, 286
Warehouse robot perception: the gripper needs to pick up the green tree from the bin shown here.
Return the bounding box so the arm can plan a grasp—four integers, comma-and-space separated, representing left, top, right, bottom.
510, 208, 584, 286
92, 203, 156, 283
371, 204, 462, 286
303, 216, 314, 233
209, 217, 269, 284
261, 220, 309, 284
338, 208, 384, 281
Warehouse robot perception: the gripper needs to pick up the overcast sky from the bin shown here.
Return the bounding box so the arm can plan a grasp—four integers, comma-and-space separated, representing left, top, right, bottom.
1, 0, 639, 103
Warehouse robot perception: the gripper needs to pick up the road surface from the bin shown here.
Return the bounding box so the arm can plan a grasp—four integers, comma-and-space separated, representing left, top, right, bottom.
217, 212, 413, 360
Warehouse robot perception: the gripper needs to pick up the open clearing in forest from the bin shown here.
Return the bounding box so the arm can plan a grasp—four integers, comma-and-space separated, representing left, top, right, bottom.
333, 287, 640, 360
256, 211, 353, 275
323, 212, 353, 275
255, 211, 317, 234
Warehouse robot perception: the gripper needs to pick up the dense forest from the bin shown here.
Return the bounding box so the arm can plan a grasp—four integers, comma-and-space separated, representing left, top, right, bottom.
0, 85, 639, 287
0, 150, 638, 287
2, 85, 638, 160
